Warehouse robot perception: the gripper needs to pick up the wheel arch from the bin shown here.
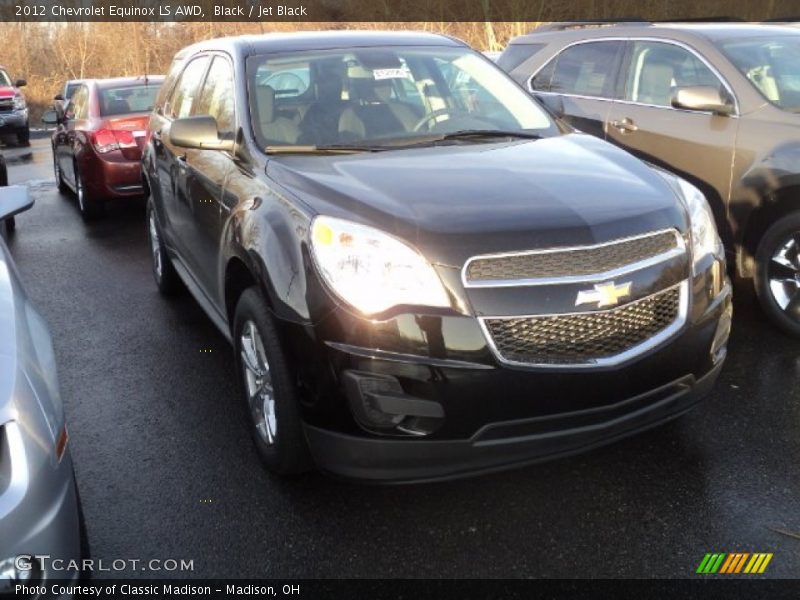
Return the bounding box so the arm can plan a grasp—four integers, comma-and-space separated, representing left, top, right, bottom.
739, 184, 800, 278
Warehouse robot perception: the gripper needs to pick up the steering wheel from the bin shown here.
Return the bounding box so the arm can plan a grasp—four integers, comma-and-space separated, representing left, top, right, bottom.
413, 108, 456, 132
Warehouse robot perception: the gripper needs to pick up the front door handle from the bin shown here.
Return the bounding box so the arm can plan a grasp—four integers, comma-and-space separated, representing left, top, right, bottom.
610, 118, 638, 134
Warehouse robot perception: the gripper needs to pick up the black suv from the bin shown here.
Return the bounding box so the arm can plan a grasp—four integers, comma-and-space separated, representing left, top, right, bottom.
142, 31, 731, 482
500, 22, 800, 335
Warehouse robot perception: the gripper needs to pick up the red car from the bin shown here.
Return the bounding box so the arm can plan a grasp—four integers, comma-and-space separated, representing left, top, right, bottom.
43, 76, 164, 219
0, 65, 29, 146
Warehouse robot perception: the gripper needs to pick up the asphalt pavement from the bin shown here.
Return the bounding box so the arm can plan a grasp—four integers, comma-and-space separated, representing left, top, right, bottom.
3, 138, 799, 579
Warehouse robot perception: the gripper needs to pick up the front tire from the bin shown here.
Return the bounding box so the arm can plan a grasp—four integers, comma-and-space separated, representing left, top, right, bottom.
146, 199, 182, 296
233, 288, 311, 476
755, 211, 800, 337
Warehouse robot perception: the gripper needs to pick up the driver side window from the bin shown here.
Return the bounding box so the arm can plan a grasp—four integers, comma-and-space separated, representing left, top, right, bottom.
165, 56, 210, 120
625, 41, 723, 107
195, 56, 236, 137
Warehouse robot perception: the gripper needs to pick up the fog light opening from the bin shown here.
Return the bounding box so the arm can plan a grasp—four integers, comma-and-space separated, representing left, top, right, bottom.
342, 370, 444, 436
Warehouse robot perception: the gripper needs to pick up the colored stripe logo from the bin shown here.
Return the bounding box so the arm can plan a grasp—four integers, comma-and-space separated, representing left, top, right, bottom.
697, 553, 773, 574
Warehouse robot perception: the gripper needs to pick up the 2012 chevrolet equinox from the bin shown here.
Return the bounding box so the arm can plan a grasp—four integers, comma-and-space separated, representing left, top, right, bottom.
142, 31, 732, 482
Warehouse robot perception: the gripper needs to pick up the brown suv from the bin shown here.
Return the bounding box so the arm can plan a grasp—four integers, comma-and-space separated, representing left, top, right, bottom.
501, 22, 800, 335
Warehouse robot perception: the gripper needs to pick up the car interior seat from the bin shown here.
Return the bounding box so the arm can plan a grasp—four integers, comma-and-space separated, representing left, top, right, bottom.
338, 77, 419, 141
636, 59, 676, 106
256, 85, 300, 145
298, 63, 351, 145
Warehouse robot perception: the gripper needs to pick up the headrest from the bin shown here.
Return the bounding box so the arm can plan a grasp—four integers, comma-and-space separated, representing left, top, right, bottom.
257, 85, 276, 123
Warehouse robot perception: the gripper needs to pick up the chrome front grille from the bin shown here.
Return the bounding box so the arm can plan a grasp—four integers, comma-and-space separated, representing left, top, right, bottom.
481, 284, 686, 367
0, 98, 12, 113
465, 229, 690, 368
464, 229, 682, 286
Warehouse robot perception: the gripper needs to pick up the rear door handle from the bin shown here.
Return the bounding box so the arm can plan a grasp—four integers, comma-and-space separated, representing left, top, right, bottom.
610, 118, 638, 134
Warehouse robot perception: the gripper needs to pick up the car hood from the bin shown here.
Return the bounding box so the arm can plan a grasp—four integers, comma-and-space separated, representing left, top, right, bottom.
0, 86, 17, 99
266, 133, 688, 267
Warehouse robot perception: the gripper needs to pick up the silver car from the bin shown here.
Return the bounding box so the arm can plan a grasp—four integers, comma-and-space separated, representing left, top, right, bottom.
0, 186, 85, 591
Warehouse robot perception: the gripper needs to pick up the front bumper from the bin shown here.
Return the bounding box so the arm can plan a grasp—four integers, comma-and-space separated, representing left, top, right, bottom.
305, 360, 722, 483
0, 111, 28, 133
289, 261, 732, 482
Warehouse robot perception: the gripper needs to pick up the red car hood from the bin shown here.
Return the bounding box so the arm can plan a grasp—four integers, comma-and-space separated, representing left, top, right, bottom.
0, 87, 16, 98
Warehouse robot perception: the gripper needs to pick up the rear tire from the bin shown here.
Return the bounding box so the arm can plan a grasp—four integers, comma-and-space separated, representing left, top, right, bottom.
233, 287, 312, 476
74, 163, 104, 220
146, 199, 182, 296
754, 211, 800, 337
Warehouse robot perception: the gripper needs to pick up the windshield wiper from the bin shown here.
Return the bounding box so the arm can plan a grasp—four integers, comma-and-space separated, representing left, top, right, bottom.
396, 129, 544, 147
265, 144, 389, 154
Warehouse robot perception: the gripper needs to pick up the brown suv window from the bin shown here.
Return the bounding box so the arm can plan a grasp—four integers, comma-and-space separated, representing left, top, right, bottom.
624, 41, 723, 107
532, 41, 623, 98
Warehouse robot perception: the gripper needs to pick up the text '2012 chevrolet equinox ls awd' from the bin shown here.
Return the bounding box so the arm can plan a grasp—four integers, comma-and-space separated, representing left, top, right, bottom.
142, 31, 732, 483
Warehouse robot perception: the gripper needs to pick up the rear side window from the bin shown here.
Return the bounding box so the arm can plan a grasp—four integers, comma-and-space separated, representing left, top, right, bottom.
195, 56, 236, 136
533, 41, 624, 98
497, 43, 545, 72
165, 56, 210, 119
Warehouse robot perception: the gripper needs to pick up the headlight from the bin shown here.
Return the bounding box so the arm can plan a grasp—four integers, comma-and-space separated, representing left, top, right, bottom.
311, 216, 450, 316
12, 95, 26, 111
676, 178, 721, 268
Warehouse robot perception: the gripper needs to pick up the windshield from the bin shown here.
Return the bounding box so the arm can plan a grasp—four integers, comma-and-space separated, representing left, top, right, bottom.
99, 83, 161, 117
0, 70, 11, 87
246, 46, 556, 149
719, 36, 800, 112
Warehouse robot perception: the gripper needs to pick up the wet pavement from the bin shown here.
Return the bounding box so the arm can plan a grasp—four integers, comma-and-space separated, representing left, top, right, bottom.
3, 138, 799, 578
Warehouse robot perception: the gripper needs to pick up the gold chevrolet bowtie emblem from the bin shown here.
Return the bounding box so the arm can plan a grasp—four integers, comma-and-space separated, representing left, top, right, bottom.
575, 281, 632, 308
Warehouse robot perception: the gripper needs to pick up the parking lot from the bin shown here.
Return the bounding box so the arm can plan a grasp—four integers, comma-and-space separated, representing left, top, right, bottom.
4, 137, 800, 578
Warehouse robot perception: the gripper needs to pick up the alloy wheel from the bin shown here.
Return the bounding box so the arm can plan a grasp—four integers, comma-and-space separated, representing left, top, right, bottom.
240, 320, 277, 446
768, 233, 800, 319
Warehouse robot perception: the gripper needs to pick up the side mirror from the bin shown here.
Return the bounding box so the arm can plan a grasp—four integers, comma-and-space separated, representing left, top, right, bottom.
14, 79, 26, 88
534, 93, 565, 119
671, 86, 734, 116
42, 109, 59, 125
0, 186, 34, 221
169, 116, 234, 151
